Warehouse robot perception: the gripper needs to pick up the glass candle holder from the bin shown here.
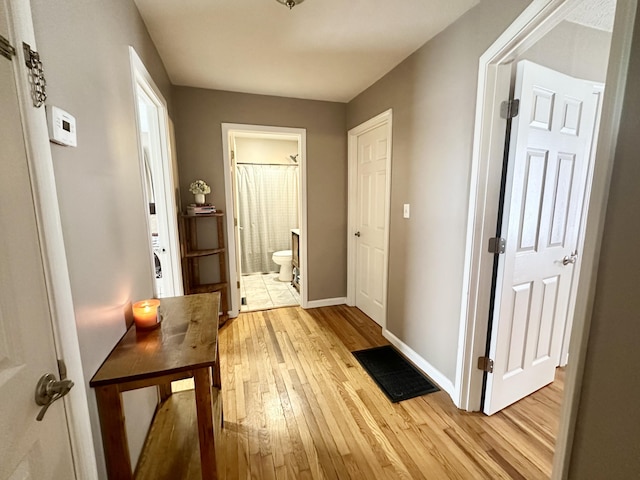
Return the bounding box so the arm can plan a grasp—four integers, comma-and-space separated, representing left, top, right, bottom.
132, 299, 161, 329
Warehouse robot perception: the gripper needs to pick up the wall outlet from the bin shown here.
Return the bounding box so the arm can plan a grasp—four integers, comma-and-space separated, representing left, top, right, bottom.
403, 204, 410, 219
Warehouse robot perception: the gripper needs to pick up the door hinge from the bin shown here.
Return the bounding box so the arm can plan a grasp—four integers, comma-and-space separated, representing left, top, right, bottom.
500, 99, 520, 119
477, 356, 494, 373
0, 34, 16, 60
237, 281, 240, 289
231, 150, 235, 161
234, 218, 238, 227
488, 237, 506, 254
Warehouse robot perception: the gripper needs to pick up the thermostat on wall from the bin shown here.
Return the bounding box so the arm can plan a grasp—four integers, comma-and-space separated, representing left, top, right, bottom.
46, 106, 77, 147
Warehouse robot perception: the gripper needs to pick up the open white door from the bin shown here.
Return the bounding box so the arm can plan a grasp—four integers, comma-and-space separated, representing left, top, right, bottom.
484, 61, 599, 415
0, 6, 75, 477
131, 48, 183, 298
348, 110, 392, 327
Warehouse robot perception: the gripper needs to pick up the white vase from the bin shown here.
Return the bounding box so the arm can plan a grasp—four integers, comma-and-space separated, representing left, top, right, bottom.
194, 193, 205, 205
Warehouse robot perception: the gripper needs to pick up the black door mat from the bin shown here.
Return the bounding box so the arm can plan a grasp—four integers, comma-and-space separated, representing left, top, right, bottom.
352, 345, 439, 403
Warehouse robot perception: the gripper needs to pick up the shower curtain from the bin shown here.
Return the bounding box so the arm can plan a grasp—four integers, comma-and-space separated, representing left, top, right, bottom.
237, 164, 299, 274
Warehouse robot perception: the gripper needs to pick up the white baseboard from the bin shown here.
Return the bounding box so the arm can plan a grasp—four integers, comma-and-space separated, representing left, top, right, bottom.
382, 329, 456, 399
304, 297, 347, 309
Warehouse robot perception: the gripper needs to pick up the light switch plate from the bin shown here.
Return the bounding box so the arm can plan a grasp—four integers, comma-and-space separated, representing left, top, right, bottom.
403, 204, 410, 218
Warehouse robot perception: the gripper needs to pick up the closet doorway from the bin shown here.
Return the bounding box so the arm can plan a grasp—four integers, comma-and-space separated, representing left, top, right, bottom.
131, 48, 182, 298
222, 124, 308, 316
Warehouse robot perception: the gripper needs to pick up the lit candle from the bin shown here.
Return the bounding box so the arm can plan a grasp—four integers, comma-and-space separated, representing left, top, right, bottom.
132, 299, 161, 329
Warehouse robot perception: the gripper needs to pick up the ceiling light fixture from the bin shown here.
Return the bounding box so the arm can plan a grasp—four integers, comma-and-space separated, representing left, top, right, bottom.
275, 0, 304, 10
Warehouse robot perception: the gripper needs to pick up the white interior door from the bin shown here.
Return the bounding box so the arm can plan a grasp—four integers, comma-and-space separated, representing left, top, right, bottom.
484, 61, 599, 415
354, 121, 391, 326
0, 8, 75, 477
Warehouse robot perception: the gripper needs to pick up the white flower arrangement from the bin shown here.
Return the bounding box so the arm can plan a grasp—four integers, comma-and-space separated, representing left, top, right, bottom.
189, 180, 211, 195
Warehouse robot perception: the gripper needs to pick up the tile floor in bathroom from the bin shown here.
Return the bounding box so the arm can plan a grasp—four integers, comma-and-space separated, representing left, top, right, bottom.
240, 272, 300, 312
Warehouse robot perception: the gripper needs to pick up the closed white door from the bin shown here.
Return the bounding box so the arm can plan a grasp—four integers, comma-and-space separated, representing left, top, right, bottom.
0, 6, 75, 478
484, 61, 599, 415
354, 122, 390, 326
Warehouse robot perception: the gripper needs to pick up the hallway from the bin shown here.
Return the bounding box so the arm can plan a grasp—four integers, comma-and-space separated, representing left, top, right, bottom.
136, 305, 563, 479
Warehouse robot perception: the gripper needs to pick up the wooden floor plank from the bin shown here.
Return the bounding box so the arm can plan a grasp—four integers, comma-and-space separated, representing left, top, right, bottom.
135, 305, 564, 479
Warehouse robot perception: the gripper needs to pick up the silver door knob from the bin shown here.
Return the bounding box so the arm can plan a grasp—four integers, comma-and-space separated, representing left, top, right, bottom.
34, 373, 74, 421
354, 231, 361, 237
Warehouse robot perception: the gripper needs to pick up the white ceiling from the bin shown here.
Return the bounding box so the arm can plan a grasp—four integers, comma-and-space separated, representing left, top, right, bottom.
133, 0, 479, 102
566, 0, 617, 32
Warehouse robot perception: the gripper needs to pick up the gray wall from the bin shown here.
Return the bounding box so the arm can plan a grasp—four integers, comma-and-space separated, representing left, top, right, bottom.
172, 88, 347, 301
30, 0, 172, 476
568, 5, 640, 478
346, 0, 530, 382
521, 21, 612, 83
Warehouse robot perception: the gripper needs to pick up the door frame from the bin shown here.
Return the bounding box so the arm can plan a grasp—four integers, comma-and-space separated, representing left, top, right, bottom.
6, 0, 98, 477
130, 47, 184, 298
455, 0, 637, 476
222, 123, 308, 316
346, 109, 393, 329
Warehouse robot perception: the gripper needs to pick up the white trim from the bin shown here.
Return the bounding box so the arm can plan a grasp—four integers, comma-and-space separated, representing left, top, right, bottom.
129, 47, 183, 298
347, 109, 393, 329
454, 0, 636, 477
305, 297, 347, 309
383, 329, 455, 398
222, 123, 308, 316
7, 1, 98, 478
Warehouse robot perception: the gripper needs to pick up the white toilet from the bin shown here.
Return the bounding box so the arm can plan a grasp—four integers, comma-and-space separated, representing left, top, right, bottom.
272, 250, 293, 281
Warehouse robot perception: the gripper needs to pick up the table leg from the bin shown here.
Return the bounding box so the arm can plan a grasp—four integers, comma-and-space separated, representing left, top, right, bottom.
158, 382, 173, 402
213, 346, 224, 428
194, 367, 218, 479
95, 385, 132, 480
212, 344, 222, 390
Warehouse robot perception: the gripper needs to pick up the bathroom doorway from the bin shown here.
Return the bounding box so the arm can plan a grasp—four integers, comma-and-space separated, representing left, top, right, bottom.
222, 124, 308, 315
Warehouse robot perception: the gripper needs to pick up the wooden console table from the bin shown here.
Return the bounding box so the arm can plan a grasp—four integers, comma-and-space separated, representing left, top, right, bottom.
90, 293, 223, 479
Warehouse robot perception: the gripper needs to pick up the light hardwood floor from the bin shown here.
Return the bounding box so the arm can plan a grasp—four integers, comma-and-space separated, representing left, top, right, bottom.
136, 305, 564, 479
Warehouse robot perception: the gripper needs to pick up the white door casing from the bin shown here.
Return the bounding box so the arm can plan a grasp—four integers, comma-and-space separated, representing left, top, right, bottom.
230, 135, 243, 307
222, 124, 308, 315
347, 110, 392, 328
483, 61, 600, 415
0, 6, 76, 478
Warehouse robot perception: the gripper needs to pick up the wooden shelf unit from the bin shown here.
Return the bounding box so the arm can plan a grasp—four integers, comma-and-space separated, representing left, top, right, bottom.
179, 212, 229, 325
